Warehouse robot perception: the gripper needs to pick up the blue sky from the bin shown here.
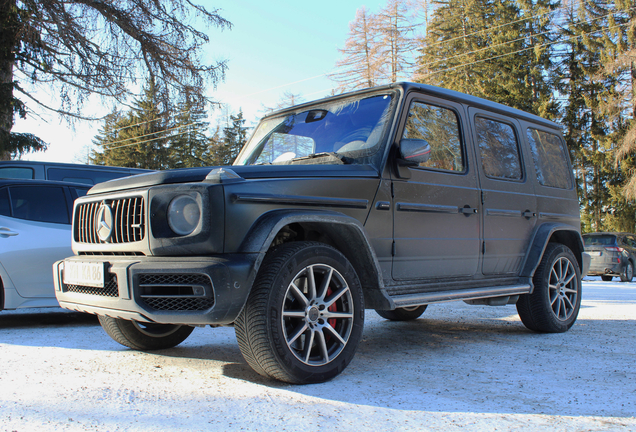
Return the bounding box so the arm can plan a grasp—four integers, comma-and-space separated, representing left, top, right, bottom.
17, 0, 390, 163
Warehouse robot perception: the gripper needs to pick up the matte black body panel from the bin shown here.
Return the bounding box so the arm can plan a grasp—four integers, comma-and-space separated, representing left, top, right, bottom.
53, 82, 584, 325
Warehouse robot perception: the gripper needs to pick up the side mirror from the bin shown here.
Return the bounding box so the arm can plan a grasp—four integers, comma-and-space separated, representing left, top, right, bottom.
398, 138, 431, 166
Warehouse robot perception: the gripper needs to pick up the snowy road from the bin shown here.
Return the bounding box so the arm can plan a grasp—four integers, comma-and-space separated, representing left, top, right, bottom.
1, 278, 635, 431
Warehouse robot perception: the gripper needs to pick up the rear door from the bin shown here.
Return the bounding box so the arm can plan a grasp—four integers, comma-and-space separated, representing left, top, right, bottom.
468, 109, 537, 275
392, 95, 481, 280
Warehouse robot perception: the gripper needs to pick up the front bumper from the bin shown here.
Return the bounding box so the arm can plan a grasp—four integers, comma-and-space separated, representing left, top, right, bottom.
53, 254, 257, 325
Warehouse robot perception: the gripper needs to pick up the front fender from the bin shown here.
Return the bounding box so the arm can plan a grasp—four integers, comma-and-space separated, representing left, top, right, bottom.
238, 209, 393, 310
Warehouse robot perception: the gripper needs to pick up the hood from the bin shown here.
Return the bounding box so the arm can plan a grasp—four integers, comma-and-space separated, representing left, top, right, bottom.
87, 164, 380, 195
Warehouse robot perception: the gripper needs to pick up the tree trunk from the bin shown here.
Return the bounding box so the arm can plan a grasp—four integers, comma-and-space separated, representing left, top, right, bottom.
0, 0, 18, 158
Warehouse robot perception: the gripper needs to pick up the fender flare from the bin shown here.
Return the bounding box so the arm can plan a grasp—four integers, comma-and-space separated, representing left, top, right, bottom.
520, 222, 585, 281
238, 209, 393, 310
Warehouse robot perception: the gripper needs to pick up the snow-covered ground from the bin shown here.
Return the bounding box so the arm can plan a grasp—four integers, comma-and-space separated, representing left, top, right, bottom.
1, 278, 634, 431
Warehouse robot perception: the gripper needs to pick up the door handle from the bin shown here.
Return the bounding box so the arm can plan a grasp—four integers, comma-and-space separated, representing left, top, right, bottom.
522, 211, 537, 219
0, 227, 19, 237
459, 206, 478, 215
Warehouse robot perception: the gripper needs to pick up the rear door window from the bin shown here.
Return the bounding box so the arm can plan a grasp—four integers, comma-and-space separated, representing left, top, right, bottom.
9, 186, 70, 224
475, 117, 522, 180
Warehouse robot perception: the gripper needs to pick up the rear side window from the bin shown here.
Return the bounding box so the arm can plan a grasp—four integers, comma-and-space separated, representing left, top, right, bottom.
9, 186, 69, 224
0, 167, 34, 179
527, 128, 572, 189
475, 117, 522, 180
0, 188, 10, 216
402, 101, 464, 172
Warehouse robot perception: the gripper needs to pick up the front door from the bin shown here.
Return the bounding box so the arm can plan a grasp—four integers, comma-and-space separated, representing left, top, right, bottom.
392, 96, 481, 281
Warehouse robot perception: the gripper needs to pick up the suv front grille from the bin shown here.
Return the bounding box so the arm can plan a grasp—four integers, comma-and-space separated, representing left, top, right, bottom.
138, 273, 214, 311
75, 197, 145, 244
64, 274, 119, 297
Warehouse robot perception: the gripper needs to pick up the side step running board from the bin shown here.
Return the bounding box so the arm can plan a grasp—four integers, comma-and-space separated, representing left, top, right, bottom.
390, 284, 532, 308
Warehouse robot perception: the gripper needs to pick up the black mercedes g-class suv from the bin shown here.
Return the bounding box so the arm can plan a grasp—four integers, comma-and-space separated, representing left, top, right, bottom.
54, 82, 590, 384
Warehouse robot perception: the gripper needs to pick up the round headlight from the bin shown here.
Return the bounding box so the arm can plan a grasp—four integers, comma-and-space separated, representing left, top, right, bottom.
167, 195, 201, 236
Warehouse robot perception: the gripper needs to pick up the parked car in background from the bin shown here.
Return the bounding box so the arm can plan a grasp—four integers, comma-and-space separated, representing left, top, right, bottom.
583, 232, 636, 282
0, 161, 152, 186
0, 179, 90, 310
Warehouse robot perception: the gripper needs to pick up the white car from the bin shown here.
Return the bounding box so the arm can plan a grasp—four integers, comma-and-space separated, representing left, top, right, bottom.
0, 179, 89, 310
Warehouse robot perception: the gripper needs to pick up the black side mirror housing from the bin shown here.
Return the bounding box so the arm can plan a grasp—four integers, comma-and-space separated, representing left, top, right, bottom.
397, 138, 431, 166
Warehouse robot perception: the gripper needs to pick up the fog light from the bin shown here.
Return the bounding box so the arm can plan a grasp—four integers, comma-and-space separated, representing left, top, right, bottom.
167, 195, 200, 235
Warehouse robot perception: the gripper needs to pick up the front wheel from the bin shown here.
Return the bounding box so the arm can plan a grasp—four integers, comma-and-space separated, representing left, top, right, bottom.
98, 316, 194, 350
376, 305, 428, 321
235, 242, 364, 384
620, 262, 633, 282
516, 243, 581, 333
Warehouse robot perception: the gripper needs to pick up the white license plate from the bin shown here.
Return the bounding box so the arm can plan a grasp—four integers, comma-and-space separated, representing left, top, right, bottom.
63, 261, 105, 288
588, 251, 602, 256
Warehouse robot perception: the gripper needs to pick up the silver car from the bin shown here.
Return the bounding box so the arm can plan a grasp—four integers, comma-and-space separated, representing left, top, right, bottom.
0, 179, 89, 310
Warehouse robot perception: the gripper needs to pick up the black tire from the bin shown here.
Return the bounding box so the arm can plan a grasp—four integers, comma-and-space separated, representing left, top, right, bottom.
376, 305, 428, 321
516, 243, 581, 333
234, 241, 364, 384
601, 275, 614, 282
98, 316, 194, 350
620, 262, 633, 282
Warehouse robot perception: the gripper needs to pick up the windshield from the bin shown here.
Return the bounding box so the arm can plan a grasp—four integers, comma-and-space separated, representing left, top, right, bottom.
234, 93, 395, 167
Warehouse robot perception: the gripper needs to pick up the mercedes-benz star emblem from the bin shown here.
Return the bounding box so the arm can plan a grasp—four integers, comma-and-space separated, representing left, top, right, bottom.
96, 203, 114, 242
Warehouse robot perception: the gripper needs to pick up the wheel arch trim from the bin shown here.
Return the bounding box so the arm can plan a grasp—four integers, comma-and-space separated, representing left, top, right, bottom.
521, 223, 586, 281
238, 209, 393, 310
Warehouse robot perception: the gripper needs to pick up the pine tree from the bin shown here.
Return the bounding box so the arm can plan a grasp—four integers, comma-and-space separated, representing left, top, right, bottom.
0, 0, 231, 158
91, 81, 169, 170
169, 98, 214, 168
212, 111, 248, 166
416, 0, 556, 116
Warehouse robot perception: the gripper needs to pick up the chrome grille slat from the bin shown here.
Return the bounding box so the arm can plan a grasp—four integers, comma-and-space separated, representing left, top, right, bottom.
74, 197, 145, 244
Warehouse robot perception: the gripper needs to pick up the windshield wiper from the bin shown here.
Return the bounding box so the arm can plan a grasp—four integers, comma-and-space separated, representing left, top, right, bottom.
282, 152, 352, 165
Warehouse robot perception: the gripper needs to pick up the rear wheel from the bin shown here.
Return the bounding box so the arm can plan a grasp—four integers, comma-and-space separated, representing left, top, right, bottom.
376, 305, 428, 321
516, 243, 581, 333
98, 316, 194, 350
235, 242, 364, 384
620, 262, 633, 282
601, 275, 614, 282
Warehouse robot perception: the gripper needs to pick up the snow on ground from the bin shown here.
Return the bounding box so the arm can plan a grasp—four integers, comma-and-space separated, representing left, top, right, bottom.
1, 278, 635, 431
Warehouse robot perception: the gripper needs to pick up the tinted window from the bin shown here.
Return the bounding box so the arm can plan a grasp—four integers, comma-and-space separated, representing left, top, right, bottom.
527, 128, 572, 189
9, 186, 69, 224
47, 168, 128, 185
475, 117, 522, 180
584, 235, 617, 246
0, 167, 34, 179
0, 188, 10, 216
71, 187, 89, 198
403, 102, 464, 172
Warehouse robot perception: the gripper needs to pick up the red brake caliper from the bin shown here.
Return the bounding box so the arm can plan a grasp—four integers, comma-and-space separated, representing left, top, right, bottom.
326, 287, 337, 330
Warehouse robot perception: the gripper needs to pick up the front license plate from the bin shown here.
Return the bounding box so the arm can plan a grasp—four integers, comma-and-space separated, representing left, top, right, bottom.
63, 261, 105, 288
